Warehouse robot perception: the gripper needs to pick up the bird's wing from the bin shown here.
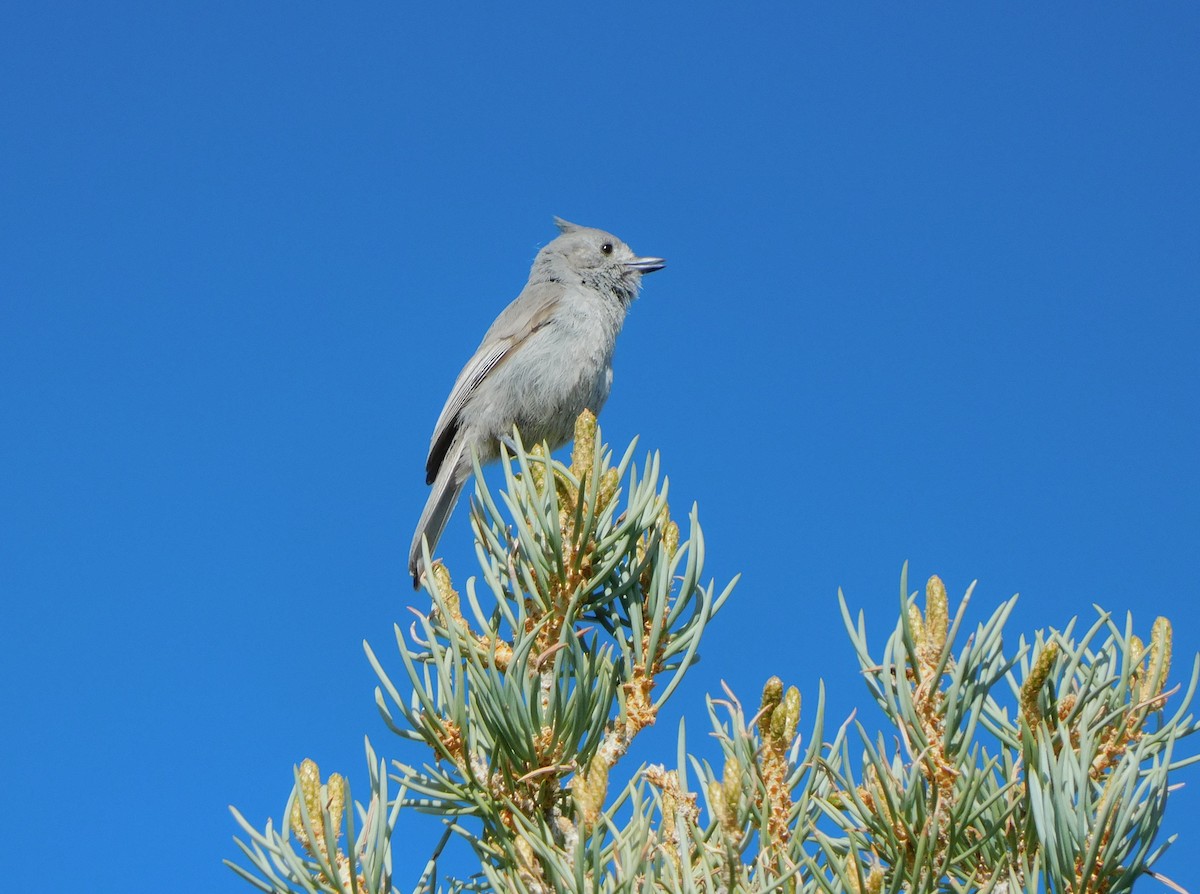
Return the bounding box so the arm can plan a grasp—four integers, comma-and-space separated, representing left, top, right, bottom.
425, 282, 564, 484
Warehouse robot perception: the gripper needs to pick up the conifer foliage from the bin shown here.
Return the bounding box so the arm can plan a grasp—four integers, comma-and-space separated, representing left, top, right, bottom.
229, 414, 1198, 893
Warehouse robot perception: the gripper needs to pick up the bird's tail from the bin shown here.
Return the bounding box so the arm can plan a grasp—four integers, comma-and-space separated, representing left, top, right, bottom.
409, 438, 469, 589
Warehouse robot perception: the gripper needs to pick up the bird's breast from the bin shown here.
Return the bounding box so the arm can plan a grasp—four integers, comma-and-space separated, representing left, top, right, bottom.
471, 290, 624, 449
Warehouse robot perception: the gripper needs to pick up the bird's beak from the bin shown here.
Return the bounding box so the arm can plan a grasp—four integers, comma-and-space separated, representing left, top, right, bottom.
625, 256, 666, 274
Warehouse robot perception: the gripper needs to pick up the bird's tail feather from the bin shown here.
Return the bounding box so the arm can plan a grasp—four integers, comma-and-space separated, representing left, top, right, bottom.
409, 438, 469, 589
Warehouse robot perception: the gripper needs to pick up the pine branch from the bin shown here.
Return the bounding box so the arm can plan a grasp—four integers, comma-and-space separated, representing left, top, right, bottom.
227, 416, 1199, 894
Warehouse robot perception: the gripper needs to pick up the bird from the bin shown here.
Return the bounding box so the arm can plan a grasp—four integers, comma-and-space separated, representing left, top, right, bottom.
408, 217, 665, 588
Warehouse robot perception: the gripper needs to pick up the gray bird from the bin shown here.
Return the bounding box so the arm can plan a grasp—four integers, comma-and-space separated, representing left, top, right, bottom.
409, 217, 665, 588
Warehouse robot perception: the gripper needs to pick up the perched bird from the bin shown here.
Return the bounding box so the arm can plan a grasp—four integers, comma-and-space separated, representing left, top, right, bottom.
409, 217, 664, 587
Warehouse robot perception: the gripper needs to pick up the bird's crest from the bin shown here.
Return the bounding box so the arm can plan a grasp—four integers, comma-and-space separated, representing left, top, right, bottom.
553, 216, 580, 234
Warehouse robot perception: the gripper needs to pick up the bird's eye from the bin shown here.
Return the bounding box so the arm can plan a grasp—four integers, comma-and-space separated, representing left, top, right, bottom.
600, 242, 613, 254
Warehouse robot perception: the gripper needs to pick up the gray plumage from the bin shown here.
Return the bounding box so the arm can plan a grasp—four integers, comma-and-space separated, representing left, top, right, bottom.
409, 217, 664, 587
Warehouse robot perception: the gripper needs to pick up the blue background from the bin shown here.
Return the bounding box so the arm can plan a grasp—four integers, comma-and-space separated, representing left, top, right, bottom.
3, 3, 1198, 891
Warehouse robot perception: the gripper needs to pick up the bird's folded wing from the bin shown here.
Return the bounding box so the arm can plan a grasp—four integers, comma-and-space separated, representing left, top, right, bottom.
425, 283, 564, 483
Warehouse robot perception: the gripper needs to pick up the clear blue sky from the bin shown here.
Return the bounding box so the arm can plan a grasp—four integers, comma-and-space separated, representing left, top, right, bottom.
2, 3, 1198, 891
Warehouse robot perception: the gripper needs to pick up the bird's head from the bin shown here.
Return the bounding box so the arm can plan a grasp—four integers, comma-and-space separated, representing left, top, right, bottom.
535, 217, 665, 304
